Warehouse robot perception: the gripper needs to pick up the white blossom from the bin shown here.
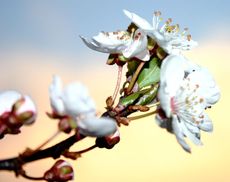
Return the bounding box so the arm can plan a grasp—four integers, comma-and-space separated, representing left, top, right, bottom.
123, 9, 198, 55
80, 28, 150, 61
49, 75, 96, 117
77, 113, 117, 137
156, 55, 220, 152
49, 76, 117, 137
0, 90, 37, 125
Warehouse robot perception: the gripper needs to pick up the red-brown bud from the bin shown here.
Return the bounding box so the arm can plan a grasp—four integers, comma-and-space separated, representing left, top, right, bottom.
58, 118, 77, 134
96, 130, 120, 149
44, 160, 74, 182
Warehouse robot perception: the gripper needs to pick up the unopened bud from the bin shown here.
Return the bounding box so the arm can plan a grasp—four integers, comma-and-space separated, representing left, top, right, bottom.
106, 96, 114, 110
58, 117, 77, 134
96, 130, 120, 149
0, 91, 37, 139
14, 95, 37, 125
17, 111, 34, 124
44, 160, 74, 182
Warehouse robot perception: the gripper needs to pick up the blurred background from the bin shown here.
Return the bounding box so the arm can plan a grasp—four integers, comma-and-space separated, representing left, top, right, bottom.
0, 0, 229, 181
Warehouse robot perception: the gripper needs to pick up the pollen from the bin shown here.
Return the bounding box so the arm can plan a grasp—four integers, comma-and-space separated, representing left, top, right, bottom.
154, 11, 161, 16
187, 34, 192, 41
134, 35, 139, 40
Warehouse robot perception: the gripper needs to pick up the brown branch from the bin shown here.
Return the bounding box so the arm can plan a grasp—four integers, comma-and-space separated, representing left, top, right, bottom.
0, 133, 85, 172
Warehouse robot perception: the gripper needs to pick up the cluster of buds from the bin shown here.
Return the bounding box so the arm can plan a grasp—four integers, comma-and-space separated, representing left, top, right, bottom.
0, 91, 36, 139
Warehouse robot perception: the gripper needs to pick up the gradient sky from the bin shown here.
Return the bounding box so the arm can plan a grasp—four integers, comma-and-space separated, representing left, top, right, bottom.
0, 0, 230, 62
0, 1, 230, 182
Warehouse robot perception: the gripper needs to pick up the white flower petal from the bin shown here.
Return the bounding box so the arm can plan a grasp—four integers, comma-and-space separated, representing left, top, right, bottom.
123, 9, 153, 31
187, 67, 221, 106
77, 116, 117, 137
0, 90, 21, 115
179, 117, 203, 146
184, 122, 200, 134
158, 55, 191, 117
61, 82, 96, 117
135, 48, 150, 61
122, 29, 148, 60
199, 113, 213, 132
49, 75, 65, 116
172, 115, 191, 153
92, 31, 130, 50
80, 36, 111, 53
157, 87, 171, 117
160, 55, 189, 96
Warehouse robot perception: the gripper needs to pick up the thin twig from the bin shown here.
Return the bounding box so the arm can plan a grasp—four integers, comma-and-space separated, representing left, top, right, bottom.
73, 144, 97, 154
128, 110, 158, 121
34, 130, 60, 151
112, 65, 123, 103
21, 172, 44, 181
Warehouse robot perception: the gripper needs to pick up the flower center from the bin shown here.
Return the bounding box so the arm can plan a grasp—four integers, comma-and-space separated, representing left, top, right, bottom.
170, 97, 177, 114
170, 79, 205, 126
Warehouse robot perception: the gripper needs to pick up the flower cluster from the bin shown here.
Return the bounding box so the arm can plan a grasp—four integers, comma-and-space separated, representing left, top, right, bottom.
0, 9, 221, 182
81, 10, 220, 152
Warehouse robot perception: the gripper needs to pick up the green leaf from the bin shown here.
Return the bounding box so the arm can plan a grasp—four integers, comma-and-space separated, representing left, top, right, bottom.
120, 89, 149, 107
126, 60, 139, 78
118, 55, 129, 62
137, 57, 160, 89
136, 85, 158, 106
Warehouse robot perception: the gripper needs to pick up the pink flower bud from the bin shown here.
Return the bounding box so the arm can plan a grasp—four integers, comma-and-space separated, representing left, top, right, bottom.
13, 95, 37, 125
44, 160, 74, 182
0, 91, 37, 138
58, 117, 77, 134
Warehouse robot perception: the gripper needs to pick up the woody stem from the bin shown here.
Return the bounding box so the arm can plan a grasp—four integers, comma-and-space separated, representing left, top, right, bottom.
126, 61, 145, 94
73, 144, 97, 154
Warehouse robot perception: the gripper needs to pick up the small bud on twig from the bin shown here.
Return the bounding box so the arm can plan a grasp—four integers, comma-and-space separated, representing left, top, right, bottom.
44, 160, 74, 182
96, 130, 120, 149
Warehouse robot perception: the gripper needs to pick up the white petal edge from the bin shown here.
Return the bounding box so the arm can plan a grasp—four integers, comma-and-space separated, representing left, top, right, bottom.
77, 116, 117, 137
123, 9, 153, 31
80, 35, 111, 53
172, 115, 191, 153
199, 113, 213, 132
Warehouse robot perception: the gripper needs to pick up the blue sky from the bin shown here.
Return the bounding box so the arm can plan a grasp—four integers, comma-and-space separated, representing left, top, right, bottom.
0, 0, 229, 64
